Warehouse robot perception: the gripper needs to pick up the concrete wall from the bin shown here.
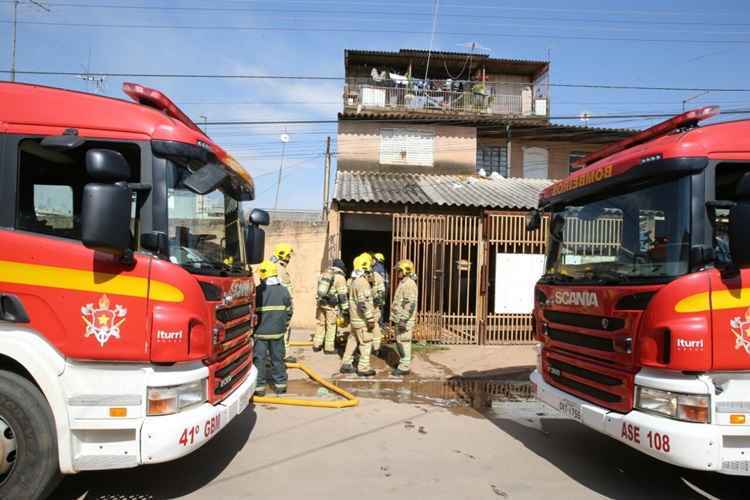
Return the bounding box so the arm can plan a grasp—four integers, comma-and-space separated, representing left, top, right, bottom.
337, 121, 477, 175
477, 138, 602, 180
263, 216, 329, 330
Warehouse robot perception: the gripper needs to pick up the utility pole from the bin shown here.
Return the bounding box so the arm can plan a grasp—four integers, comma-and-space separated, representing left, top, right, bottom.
11, 0, 50, 82
322, 136, 331, 219
273, 132, 289, 210
200, 115, 208, 134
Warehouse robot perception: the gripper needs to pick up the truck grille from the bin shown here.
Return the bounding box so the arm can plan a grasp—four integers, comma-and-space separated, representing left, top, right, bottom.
542, 310, 634, 366
208, 301, 254, 403
543, 350, 633, 413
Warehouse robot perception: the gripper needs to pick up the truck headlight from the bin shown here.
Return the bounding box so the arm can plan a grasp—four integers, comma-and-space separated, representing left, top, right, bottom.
635, 386, 710, 423
147, 380, 207, 416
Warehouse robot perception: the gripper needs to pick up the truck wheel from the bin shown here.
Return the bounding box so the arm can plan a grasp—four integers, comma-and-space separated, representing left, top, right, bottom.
0, 371, 60, 500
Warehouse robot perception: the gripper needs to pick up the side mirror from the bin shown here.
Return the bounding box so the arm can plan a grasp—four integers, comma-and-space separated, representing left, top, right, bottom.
245, 225, 266, 265
526, 208, 541, 231
86, 149, 131, 182
81, 183, 132, 256
728, 173, 750, 269
249, 208, 270, 226
140, 231, 168, 256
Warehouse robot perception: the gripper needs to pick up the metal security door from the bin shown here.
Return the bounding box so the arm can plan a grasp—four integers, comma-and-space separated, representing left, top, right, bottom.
391, 214, 446, 341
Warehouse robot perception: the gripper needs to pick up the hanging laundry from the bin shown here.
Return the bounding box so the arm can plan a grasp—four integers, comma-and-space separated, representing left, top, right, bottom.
371, 68, 387, 82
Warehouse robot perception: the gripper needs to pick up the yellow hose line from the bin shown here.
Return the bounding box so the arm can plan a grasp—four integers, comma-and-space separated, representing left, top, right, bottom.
289, 340, 314, 347
253, 362, 359, 408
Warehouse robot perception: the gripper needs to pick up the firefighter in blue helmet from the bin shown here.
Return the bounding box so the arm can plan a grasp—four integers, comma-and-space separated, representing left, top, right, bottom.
253, 259, 293, 396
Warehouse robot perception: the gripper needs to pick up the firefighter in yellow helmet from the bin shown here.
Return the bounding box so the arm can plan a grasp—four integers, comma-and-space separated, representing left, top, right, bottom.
313, 258, 349, 353
368, 253, 387, 354
271, 243, 296, 362
391, 259, 418, 376
253, 260, 292, 396
340, 253, 376, 377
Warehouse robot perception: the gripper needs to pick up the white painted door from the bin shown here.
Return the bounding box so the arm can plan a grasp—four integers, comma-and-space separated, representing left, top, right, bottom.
380, 128, 435, 166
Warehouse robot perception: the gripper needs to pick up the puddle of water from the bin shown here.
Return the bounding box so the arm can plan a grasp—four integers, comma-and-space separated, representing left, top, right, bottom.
279, 368, 558, 421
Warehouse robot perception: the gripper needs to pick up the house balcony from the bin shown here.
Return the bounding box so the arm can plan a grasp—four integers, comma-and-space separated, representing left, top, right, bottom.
343, 78, 549, 119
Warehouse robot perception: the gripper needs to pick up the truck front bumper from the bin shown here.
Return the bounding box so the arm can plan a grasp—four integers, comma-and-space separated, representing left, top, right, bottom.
531, 369, 750, 475
140, 364, 257, 465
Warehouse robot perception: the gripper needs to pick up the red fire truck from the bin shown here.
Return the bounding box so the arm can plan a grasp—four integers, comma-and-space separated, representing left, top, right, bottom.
529, 106, 750, 475
0, 82, 267, 498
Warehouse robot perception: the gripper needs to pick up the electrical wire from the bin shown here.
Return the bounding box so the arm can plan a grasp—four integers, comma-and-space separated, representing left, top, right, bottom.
4, 19, 750, 45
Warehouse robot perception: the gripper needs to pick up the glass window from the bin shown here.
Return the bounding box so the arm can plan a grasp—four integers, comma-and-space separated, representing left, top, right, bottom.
166, 161, 244, 275
15, 139, 139, 241
545, 177, 691, 283
569, 151, 587, 174
32, 185, 73, 230
477, 145, 508, 176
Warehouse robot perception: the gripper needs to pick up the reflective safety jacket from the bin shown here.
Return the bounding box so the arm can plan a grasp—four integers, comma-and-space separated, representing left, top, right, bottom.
254, 279, 293, 340
392, 275, 418, 327
348, 273, 374, 328
317, 267, 349, 312
371, 271, 386, 308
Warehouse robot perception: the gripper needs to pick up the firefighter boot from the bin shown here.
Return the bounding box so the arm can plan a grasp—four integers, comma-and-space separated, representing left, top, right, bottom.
340, 364, 355, 374
357, 369, 376, 377
392, 368, 410, 377
254, 387, 266, 397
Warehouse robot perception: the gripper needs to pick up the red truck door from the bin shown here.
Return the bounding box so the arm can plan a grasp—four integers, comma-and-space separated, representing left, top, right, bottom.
0, 136, 152, 361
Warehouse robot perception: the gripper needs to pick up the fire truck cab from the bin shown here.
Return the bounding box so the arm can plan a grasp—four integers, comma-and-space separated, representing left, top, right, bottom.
530, 107, 750, 475
0, 82, 265, 498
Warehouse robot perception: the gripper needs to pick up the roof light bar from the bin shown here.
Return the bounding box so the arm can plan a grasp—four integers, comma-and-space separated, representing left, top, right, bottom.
122, 82, 203, 134
576, 106, 720, 168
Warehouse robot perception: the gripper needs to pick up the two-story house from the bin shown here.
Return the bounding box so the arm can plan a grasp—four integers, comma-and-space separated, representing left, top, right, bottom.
328, 49, 635, 345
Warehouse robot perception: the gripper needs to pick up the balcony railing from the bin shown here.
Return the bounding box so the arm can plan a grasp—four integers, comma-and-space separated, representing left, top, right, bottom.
343, 79, 548, 118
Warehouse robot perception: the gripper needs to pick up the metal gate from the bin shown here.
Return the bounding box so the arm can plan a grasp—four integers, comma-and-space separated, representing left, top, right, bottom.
483, 212, 548, 344
391, 214, 481, 344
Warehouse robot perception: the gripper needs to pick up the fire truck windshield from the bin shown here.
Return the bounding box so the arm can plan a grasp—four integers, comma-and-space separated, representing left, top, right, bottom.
545, 177, 691, 284
166, 161, 245, 275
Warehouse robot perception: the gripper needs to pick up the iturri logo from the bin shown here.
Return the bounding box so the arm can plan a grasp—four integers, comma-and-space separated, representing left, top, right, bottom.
552, 290, 599, 307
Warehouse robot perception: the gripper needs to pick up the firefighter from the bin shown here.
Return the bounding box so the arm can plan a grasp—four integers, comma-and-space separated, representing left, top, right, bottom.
313, 258, 349, 354
253, 259, 293, 396
340, 253, 376, 377
271, 243, 296, 363
369, 254, 387, 354
391, 259, 418, 376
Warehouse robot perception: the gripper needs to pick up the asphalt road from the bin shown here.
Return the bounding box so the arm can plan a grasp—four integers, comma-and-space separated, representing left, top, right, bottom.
50, 393, 748, 500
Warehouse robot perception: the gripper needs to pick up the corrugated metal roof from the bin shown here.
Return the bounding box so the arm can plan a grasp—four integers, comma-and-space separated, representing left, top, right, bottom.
334, 171, 551, 209
345, 49, 548, 67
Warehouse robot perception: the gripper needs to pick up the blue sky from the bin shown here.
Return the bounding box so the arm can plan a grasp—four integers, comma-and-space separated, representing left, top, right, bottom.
3, 0, 750, 209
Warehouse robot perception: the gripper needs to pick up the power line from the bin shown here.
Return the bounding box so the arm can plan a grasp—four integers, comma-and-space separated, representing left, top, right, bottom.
4, 19, 750, 45
202, 109, 750, 126
8, 69, 750, 93
14, 1, 750, 28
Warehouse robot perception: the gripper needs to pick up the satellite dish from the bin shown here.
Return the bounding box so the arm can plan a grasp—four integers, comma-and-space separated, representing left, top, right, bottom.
280, 134, 290, 143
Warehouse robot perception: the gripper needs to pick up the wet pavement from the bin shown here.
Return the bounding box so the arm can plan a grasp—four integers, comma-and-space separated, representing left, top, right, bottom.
51, 354, 750, 500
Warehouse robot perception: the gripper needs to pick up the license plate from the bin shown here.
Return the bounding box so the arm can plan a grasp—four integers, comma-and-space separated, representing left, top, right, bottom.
559, 399, 582, 422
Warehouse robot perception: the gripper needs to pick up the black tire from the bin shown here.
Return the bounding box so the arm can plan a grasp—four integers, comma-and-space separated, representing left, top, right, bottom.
0, 370, 60, 500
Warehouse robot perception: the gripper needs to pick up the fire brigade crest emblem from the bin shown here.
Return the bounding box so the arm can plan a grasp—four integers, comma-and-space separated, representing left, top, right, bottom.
729, 308, 750, 356
81, 295, 127, 347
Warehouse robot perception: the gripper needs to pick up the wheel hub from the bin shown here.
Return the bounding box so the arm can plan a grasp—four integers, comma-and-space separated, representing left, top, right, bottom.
0, 416, 17, 484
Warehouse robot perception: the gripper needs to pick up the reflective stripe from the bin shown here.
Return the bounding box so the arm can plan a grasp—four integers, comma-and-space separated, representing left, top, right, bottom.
255, 333, 286, 340
256, 305, 288, 312
0, 260, 184, 303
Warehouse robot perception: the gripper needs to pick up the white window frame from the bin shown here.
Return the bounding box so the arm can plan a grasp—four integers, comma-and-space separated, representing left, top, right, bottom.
379, 128, 435, 167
